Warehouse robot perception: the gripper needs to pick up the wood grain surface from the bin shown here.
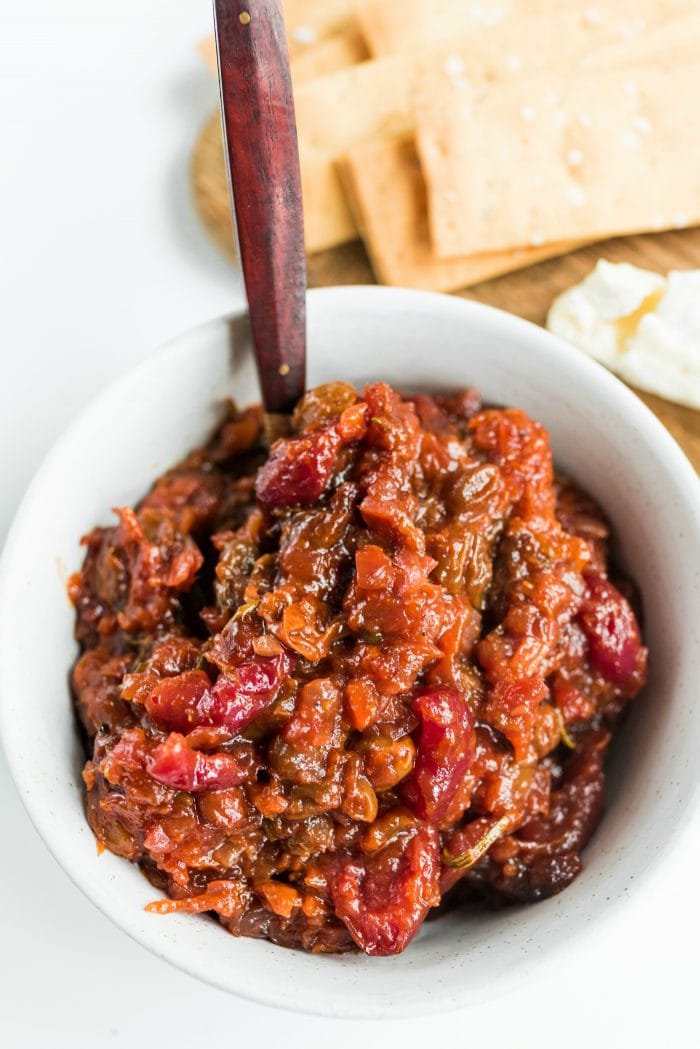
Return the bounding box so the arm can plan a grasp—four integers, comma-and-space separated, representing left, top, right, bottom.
191, 112, 700, 469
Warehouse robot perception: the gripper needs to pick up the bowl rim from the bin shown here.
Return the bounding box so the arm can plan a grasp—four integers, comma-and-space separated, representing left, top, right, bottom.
2, 284, 700, 1017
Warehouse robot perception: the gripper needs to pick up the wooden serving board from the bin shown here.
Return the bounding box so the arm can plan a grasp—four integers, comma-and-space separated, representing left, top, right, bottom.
191, 115, 700, 471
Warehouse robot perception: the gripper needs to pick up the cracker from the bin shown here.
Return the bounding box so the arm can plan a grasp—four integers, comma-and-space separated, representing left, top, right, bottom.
283, 0, 353, 55
301, 143, 357, 251
290, 30, 368, 83
353, 0, 697, 57
192, 112, 236, 261
199, 0, 700, 256
293, 53, 414, 153
190, 112, 358, 257
353, 0, 516, 57
293, 3, 698, 251
339, 136, 578, 290
198, 36, 218, 75
417, 59, 700, 258
295, 2, 690, 152
197, 2, 365, 252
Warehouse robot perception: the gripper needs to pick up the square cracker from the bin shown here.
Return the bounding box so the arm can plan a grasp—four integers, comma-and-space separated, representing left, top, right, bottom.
339, 136, 578, 290
200, 1, 699, 254
293, 2, 698, 251
301, 144, 357, 252
290, 30, 368, 83
417, 59, 700, 259
353, 0, 697, 57
354, 0, 516, 56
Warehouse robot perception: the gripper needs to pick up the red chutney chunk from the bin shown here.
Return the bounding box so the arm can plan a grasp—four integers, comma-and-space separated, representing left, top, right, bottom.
70, 381, 647, 956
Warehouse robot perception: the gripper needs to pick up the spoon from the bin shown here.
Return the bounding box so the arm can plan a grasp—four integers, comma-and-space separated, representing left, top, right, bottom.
212, 0, 307, 434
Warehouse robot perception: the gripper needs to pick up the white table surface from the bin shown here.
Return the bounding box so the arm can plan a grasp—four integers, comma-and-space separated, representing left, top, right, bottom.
1, 3, 698, 1046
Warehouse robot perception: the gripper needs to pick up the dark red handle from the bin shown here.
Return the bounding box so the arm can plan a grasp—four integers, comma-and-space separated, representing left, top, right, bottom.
213, 0, 306, 414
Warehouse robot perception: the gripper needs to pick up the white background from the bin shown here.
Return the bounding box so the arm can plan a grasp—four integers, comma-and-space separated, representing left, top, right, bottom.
0, 3, 698, 1046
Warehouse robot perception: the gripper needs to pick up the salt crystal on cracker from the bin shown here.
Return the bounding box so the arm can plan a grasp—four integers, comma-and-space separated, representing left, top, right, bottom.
616, 17, 646, 41
292, 25, 318, 46
632, 114, 653, 135
469, 2, 507, 27
566, 185, 587, 207
443, 54, 466, 77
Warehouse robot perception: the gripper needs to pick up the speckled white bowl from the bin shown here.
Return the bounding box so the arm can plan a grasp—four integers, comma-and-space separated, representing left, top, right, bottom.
1, 287, 699, 1018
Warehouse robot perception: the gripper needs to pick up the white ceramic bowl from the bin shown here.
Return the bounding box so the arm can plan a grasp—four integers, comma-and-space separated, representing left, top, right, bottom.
2, 287, 700, 1018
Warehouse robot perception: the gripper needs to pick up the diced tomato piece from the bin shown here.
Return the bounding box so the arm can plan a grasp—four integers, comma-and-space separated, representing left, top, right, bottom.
401, 687, 475, 823
362, 382, 422, 461
344, 678, 381, 731
258, 880, 301, 919
144, 669, 212, 732
354, 545, 394, 591
331, 821, 440, 955
255, 427, 342, 509
147, 733, 246, 792
213, 651, 296, 733
578, 572, 642, 685
143, 652, 296, 734
484, 678, 549, 762
139, 470, 224, 532
337, 401, 369, 441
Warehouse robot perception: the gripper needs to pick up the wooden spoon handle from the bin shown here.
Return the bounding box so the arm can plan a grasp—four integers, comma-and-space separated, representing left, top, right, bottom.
213, 0, 306, 414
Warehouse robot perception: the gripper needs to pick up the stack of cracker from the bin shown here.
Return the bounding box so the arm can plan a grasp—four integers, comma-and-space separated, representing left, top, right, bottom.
196, 0, 700, 291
